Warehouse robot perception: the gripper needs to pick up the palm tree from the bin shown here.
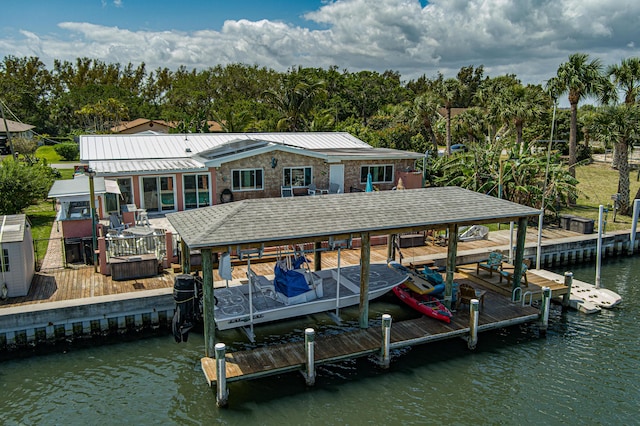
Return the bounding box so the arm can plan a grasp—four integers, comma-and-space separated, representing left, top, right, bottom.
434, 78, 461, 155
593, 104, 640, 215
496, 83, 550, 150
608, 57, 640, 105
406, 93, 441, 153
607, 57, 640, 169
263, 75, 327, 132
546, 53, 613, 184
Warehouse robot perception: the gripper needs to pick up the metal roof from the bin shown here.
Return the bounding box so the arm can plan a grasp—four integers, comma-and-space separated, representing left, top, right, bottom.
80, 132, 373, 162
88, 158, 207, 175
47, 176, 109, 198
167, 187, 541, 250
0, 214, 27, 243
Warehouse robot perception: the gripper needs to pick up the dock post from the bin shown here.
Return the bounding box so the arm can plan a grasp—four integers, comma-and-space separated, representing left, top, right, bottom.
629, 199, 639, 255
468, 299, 479, 350
562, 272, 573, 310
303, 328, 316, 386
380, 314, 392, 368
540, 286, 551, 335
215, 342, 229, 407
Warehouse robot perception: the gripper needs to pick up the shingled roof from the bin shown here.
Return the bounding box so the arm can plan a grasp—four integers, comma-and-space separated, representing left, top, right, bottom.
167, 187, 541, 250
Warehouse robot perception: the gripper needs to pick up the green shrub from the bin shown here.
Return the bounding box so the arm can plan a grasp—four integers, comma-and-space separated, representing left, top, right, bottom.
53, 143, 79, 161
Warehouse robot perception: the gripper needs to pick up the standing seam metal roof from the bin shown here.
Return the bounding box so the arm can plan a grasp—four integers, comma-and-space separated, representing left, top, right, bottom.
167, 187, 541, 249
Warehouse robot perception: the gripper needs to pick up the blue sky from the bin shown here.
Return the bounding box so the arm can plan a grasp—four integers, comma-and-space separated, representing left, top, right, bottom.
1, 0, 638, 93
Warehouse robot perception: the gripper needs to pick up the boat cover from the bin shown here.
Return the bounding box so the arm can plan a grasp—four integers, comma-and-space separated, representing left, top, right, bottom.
274, 256, 310, 297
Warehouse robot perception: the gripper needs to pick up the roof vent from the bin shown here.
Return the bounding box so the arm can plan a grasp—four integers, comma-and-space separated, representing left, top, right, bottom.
185, 147, 192, 153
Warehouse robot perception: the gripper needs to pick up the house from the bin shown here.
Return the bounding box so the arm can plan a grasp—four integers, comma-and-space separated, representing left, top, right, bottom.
0, 119, 35, 155
78, 132, 424, 216
0, 214, 35, 298
110, 119, 222, 134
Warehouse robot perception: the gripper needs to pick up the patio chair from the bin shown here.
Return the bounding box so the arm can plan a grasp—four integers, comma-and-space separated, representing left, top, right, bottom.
281, 186, 293, 197
109, 213, 131, 232
456, 283, 486, 312
476, 251, 504, 278
499, 259, 531, 287
307, 183, 317, 196
328, 183, 341, 194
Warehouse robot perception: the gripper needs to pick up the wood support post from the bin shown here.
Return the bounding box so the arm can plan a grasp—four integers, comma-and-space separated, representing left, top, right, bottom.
468, 299, 479, 350
202, 248, 215, 357
303, 328, 316, 385
540, 286, 551, 334
181, 239, 190, 274
511, 217, 528, 300
562, 272, 573, 310
445, 224, 458, 309
380, 313, 392, 368
215, 343, 229, 407
314, 242, 322, 271
359, 232, 371, 329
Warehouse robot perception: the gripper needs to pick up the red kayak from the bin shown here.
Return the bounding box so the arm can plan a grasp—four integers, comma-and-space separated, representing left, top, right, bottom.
392, 283, 452, 323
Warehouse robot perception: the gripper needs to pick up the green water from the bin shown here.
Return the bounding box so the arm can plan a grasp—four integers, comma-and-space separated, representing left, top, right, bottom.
1, 257, 638, 425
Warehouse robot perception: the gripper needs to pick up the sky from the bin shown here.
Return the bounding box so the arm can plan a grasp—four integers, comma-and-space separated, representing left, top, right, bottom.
1, 0, 639, 96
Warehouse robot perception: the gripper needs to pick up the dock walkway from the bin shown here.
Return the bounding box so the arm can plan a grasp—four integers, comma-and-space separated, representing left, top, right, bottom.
201, 275, 540, 385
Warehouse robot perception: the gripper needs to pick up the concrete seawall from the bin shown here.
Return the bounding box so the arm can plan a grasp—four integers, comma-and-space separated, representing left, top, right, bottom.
0, 288, 174, 350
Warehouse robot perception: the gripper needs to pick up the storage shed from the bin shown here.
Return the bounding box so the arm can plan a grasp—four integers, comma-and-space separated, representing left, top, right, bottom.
0, 214, 35, 298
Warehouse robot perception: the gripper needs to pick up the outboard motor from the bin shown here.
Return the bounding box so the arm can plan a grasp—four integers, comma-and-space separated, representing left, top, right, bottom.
172, 274, 203, 343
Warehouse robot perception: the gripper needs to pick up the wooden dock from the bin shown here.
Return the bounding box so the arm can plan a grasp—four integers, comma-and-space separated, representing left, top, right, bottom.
201, 273, 541, 386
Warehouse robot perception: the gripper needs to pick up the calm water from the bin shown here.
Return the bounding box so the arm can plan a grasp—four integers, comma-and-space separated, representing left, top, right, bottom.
1, 257, 639, 425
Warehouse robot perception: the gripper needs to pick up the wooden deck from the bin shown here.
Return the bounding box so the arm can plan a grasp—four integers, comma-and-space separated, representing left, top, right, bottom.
0, 226, 579, 309
201, 274, 541, 385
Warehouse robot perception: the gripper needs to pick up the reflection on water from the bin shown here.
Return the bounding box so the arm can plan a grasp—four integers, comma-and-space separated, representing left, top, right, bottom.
1, 258, 638, 425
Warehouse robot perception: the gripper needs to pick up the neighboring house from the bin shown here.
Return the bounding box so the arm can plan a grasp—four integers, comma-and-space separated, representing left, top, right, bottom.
110, 119, 222, 134
0, 119, 35, 155
79, 132, 424, 215
0, 214, 35, 298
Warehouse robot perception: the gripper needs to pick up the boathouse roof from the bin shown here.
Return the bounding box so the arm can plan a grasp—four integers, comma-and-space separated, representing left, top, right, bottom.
167, 187, 541, 250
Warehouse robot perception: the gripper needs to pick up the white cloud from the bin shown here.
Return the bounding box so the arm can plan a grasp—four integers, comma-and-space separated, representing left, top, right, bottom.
0, 0, 638, 87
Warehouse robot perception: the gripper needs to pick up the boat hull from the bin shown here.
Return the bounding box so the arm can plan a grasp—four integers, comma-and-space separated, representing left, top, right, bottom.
214, 263, 408, 330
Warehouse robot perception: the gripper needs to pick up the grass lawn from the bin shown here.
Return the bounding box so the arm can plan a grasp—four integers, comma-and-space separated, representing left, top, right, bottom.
562, 162, 640, 232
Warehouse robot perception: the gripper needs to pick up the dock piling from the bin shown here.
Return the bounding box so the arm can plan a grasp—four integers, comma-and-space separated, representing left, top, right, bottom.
562, 272, 573, 310
303, 328, 316, 386
540, 286, 551, 334
468, 300, 479, 349
215, 343, 229, 407
380, 314, 392, 368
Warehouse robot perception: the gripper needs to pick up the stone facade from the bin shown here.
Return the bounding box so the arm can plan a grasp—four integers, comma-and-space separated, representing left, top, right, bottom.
214, 151, 417, 202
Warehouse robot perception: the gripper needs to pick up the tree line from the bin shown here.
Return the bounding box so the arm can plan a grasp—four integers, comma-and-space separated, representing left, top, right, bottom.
1, 53, 639, 216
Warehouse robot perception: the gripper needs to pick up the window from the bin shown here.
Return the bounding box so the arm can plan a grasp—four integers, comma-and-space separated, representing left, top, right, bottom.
361, 165, 394, 183
232, 169, 263, 191
283, 167, 312, 187
1, 249, 8, 272
184, 174, 211, 209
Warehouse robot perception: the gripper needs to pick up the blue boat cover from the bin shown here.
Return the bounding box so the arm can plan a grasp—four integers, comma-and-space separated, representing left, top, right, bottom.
274, 256, 310, 297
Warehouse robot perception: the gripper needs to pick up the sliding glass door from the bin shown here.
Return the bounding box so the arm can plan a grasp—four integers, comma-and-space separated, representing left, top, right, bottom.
142, 176, 176, 212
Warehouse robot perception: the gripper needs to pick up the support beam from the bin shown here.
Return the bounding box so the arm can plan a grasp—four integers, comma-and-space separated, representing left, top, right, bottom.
511, 217, 528, 299
202, 248, 216, 357
314, 242, 322, 271
445, 224, 459, 309
386, 234, 394, 262
359, 232, 371, 329
181, 239, 190, 274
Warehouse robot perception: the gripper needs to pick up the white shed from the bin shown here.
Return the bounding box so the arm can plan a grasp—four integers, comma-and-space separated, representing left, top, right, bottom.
0, 214, 35, 298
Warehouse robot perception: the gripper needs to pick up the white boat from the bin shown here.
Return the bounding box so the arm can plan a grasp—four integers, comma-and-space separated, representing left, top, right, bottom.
172, 262, 408, 342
